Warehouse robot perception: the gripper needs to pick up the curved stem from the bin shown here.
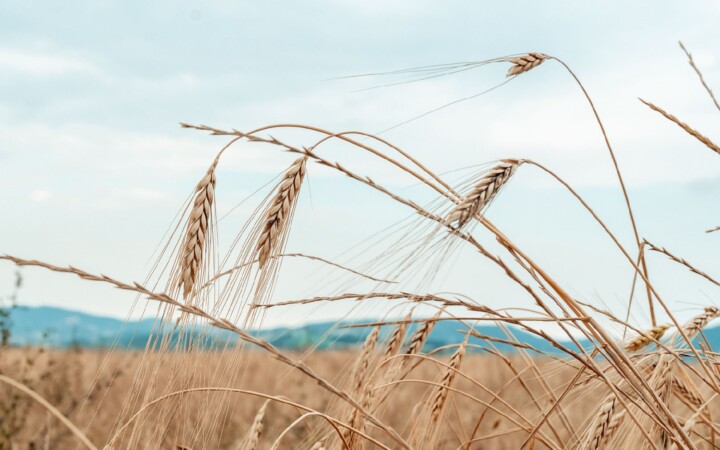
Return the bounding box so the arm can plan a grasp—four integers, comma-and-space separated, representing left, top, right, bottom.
270, 412, 350, 450
0, 374, 98, 450
106, 387, 388, 450
553, 57, 655, 325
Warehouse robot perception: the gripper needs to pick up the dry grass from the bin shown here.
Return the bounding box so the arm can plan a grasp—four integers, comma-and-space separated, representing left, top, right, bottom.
0, 47, 719, 450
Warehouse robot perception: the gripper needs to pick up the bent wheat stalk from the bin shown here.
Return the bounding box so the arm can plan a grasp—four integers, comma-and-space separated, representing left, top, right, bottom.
644, 240, 720, 287
640, 98, 720, 156
0, 374, 98, 450
679, 41, 720, 113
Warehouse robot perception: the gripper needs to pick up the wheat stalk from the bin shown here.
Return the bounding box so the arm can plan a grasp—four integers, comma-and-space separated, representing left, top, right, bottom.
257, 156, 308, 268
446, 160, 523, 227
624, 324, 671, 352
507, 53, 549, 76
640, 98, 720, 156
644, 240, 720, 287
178, 161, 217, 299
679, 41, 720, 113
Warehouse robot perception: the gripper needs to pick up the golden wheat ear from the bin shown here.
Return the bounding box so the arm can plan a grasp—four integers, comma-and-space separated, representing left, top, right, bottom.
446, 159, 523, 227
624, 323, 671, 352
640, 99, 720, 156
178, 161, 217, 300
507, 53, 549, 76
579, 395, 617, 450
430, 338, 466, 423
256, 156, 308, 268
238, 400, 269, 450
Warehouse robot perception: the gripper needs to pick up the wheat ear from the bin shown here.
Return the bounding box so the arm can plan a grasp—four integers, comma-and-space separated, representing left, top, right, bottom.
507, 53, 549, 76
178, 160, 217, 299
579, 395, 617, 450
682, 306, 720, 340
384, 312, 411, 359
650, 356, 675, 447
347, 326, 379, 397
640, 99, 720, 156
343, 326, 380, 447
446, 160, 523, 227
239, 400, 269, 450
430, 339, 467, 423
256, 156, 308, 268
624, 324, 671, 352
599, 410, 625, 449
672, 376, 714, 429
644, 240, 720, 287
405, 311, 441, 356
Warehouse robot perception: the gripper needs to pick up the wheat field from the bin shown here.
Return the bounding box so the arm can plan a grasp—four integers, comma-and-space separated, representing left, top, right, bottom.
1, 47, 719, 450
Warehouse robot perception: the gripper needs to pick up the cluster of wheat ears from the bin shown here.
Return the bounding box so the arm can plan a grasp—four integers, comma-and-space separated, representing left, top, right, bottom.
1, 44, 719, 450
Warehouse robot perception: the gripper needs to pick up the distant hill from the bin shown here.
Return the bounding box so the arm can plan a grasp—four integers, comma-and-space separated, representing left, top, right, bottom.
7, 306, 718, 355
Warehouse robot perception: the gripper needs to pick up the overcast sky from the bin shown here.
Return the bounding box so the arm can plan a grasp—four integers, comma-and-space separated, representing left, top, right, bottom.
1, 1, 719, 330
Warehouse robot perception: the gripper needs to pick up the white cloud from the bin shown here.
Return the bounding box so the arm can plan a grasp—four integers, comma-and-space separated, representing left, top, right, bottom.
0, 48, 101, 77
30, 189, 51, 202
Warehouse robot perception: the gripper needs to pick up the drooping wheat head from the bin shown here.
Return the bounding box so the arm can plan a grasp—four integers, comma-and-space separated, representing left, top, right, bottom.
446, 160, 523, 227
682, 306, 720, 340
624, 324, 671, 352
507, 53, 550, 76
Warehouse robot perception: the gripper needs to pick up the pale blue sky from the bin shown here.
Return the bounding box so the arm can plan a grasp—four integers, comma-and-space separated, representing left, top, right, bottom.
1, 1, 719, 330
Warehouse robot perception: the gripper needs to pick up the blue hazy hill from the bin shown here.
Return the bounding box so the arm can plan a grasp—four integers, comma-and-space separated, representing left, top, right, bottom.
8, 306, 716, 354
